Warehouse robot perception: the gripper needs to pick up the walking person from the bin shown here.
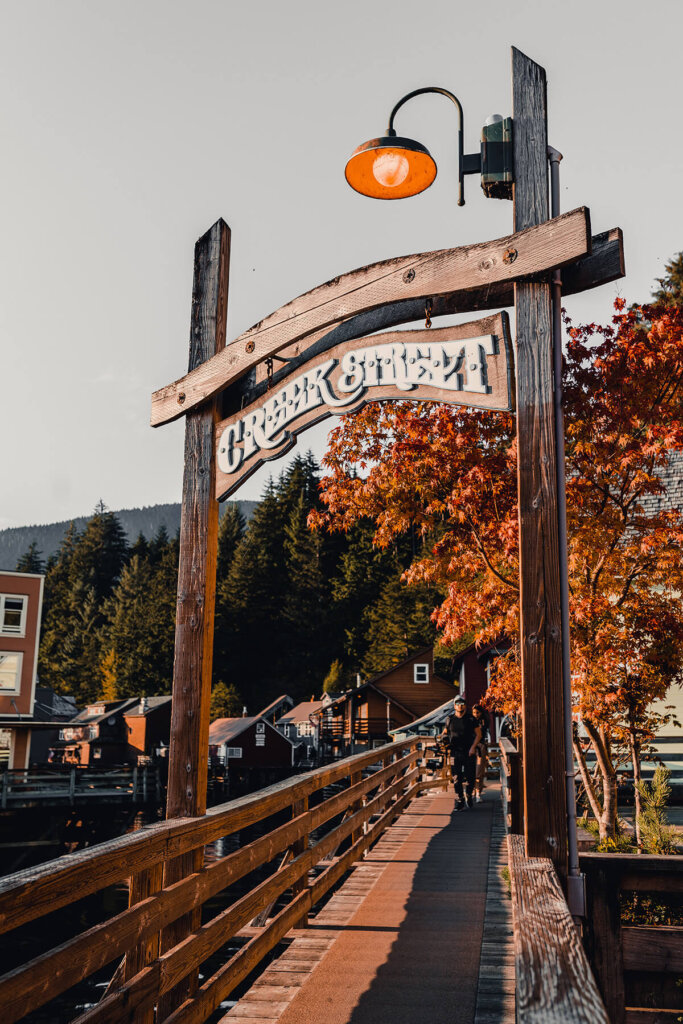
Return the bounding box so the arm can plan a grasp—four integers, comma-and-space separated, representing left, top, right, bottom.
471, 703, 490, 803
442, 696, 482, 810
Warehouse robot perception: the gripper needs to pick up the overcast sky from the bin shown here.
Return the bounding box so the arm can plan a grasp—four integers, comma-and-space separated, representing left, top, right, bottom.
2, 0, 682, 529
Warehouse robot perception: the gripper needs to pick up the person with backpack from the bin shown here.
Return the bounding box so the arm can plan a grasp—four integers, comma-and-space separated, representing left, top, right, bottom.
441, 696, 483, 810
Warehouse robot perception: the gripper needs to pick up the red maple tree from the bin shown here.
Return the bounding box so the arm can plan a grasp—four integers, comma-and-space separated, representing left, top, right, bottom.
311, 300, 683, 839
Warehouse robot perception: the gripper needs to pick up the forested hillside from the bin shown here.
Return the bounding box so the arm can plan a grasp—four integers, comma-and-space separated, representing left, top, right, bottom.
0, 501, 256, 570
14, 455, 450, 714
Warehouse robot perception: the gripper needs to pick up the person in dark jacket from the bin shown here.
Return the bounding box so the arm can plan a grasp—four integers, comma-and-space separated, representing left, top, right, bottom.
442, 696, 482, 810
471, 703, 490, 803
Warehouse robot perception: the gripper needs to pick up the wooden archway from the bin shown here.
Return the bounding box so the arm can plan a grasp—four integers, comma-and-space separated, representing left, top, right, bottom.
152, 52, 625, 976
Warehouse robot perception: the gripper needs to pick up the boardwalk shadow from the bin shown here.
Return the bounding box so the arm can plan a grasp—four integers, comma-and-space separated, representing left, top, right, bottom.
339, 797, 492, 1024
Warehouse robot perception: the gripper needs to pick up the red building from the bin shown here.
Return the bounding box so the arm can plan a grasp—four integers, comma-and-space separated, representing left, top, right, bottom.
0, 570, 45, 768
55, 695, 173, 765
209, 715, 293, 769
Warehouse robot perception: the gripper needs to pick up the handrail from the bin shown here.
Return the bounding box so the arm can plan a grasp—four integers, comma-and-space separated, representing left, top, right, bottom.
0, 737, 424, 1024
498, 737, 522, 834
507, 835, 608, 1023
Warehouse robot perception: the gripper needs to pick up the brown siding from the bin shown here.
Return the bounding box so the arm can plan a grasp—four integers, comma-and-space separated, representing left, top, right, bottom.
0, 573, 43, 718
375, 649, 455, 718
220, 721, 292, 768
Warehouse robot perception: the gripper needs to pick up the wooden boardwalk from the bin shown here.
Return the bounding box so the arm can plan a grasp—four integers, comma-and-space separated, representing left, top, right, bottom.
222, 786, 514, 1024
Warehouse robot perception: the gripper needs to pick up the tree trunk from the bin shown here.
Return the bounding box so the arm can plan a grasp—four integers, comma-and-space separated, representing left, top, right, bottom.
573, 734, 603, 823
583, 720, 618, 839
629, 731, 643, 851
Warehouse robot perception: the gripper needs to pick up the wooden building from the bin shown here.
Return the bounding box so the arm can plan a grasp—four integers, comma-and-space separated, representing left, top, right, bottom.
314, 648, 456, 758
54, 695, 173, 766
208, 715, 293, 769
275, 700, 324, 763
0, 570, 45, 768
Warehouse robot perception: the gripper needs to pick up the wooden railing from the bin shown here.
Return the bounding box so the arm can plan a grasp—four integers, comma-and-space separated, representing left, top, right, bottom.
0, 737, 423, 1024
507, 834, 609, 1023
581, 851, 683, 1024
499, 737, 522, 834
0, 766, 161, 807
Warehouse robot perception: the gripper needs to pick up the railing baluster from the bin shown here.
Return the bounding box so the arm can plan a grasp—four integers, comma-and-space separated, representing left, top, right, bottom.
291, 795, 309, 927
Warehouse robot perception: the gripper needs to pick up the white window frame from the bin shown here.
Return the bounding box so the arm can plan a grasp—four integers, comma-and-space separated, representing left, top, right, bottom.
226, 746, 242, 758
0, 651, 23, 694
0, 594, 28, 638
414, 663, 429, 684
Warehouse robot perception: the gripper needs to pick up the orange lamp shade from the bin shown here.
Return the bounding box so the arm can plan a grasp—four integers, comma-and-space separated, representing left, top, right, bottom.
345, 135, 437, 199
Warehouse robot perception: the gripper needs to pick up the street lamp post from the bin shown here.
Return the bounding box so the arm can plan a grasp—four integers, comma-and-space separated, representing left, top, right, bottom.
343, 47, 573, 886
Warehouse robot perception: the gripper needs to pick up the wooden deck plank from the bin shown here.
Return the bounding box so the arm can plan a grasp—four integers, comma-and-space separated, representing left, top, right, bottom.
222, 788, 499, 1024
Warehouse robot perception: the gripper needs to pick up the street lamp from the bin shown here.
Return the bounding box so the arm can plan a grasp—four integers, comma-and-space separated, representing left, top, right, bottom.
344, 86, 513, 205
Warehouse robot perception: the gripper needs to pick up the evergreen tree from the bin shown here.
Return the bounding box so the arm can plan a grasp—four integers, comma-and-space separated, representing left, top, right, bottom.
328, 520, 400, 673
217, 504, 246, 580
129, 532, 149, 562
360, 574, 438, 678
15, 542, 45, 575
323, 659, 345, 693
210, 681, 243, 720
282, 492, 328, 694
69, 502, 128, 605
653, 252, 683, 306
98, 539, 177, 699
38, 507, 129, 703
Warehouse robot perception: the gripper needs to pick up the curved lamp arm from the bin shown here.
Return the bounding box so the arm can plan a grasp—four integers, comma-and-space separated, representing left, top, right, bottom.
387, 87, 465, 206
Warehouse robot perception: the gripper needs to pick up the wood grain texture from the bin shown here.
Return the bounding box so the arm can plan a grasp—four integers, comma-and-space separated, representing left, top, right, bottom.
241, 227, 623, 399
214, 313, 514, 500
622, 926, 683, 972
0, 748, 418, 1024
507, 834, 608, 1023
582, 855, 626, 1024
160, 217, 230, 1018
166, 217, 230, 820
0, 739, 418, 937
624, 1011, 683, 1023
512, 47, 568, 873
150, 208, 591, 427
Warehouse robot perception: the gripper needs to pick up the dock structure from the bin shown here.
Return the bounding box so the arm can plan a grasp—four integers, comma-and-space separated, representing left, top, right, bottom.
1, 740, 683, 1021
222, 788, 514, 1024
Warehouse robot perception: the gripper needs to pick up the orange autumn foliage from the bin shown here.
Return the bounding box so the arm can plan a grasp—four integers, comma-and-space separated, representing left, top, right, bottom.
311, 301, 683, 822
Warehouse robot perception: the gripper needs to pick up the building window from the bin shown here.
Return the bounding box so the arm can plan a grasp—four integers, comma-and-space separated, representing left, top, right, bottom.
414, 663, 429, 684
0, 652, 23, 693
226, 747, 243, 758
0, 595, 27, 637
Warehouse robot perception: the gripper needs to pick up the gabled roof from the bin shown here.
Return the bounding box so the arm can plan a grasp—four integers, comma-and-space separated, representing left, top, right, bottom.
276, 701, 323, 726
70, 698, 138, 725
209, 715, 294, 747
209, 717, 257, 745
125, 695, 173, 718
258, 694, 294, 718
365, 647, 434, 691
309, 682, 414, 719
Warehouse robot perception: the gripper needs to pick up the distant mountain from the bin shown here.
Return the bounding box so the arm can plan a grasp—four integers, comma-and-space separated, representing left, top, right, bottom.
0, 501, 257, 570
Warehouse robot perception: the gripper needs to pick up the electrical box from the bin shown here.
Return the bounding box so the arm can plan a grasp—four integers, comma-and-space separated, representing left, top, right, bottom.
481, 117, 514, 200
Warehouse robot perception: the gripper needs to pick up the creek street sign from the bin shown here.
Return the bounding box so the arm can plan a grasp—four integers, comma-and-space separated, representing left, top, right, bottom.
215, 313, 513, 500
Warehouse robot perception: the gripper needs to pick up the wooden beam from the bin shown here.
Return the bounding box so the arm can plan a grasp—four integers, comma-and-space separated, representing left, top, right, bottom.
150, 208, 591, 427
622, 926, 683, 973
512, 47, 568, 874
582, 855, 626, 1023
160, 218, 230, 1017
507, 835, 608, 1024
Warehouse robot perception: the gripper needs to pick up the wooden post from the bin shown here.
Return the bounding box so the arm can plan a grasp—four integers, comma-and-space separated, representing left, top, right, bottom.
159, 218, 230, 1017
291, 796, 309, 927
512, 48, 568, 876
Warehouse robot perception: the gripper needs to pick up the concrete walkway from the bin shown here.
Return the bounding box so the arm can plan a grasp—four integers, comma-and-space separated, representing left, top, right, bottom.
223, 786, 513, 1024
